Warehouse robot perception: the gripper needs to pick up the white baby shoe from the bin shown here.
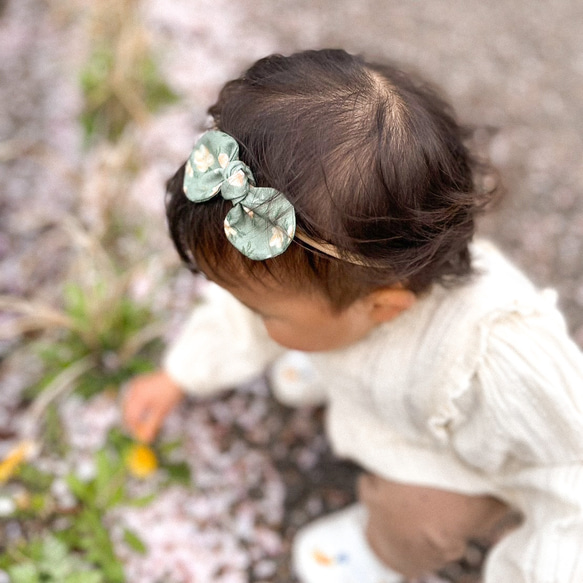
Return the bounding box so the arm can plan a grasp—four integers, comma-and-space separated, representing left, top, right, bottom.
268, 351, 327, 407
293, 503, 405, 583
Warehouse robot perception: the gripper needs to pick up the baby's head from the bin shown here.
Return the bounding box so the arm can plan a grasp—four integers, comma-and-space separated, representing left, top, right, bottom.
167, 49, 496, 313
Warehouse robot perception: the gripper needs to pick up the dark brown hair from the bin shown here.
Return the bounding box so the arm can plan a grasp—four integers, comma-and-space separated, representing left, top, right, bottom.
166, 49, 499, 309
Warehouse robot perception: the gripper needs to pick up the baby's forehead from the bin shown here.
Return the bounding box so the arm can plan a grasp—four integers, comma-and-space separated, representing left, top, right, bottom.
196, 253, 293, 293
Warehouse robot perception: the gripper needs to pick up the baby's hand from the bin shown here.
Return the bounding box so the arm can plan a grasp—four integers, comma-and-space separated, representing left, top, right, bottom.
122, 370, 184, 443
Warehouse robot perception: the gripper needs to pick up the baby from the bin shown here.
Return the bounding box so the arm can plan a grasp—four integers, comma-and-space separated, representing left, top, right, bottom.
124, 49, 583, 582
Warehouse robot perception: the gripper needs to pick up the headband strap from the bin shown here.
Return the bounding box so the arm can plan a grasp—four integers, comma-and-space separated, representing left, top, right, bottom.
294, 231, 380, 267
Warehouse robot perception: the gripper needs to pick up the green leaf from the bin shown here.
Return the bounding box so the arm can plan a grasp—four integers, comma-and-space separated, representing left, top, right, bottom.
43, 402, 69, 456
8, 563, 40, 583
63, 283, 95, 336
106, 427, 133, 451
158, 439, 183, 457
38, 535, 78, 580
17, 463, 54, 492
140, 55, 179, 111
123, 528, 147, 554
68, 574, 103, 583
94, 449, 126, 510
95, 450, 115, 491
66, 473, 95, 505
41, 534, 68, 563
128, 493, 156, 507
74, 509, 125, 582
164, 461, 191, 485
64, 570, 104, 583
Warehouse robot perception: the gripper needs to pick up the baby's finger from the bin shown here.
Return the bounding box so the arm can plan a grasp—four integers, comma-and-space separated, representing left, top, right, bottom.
123, 402, 147, 436
123, 384, 157, 428
120, 382, 141, 426
134, 414, 159, 443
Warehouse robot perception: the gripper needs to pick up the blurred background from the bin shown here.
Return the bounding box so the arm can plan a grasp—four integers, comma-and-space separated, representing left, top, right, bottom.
1, 0, 582, 581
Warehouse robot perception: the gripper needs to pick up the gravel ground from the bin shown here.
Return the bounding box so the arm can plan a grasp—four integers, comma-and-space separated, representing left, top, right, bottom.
1, 0, 582, 581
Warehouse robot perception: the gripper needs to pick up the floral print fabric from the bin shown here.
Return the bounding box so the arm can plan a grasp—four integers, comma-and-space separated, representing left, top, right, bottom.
183, 131, 296, 260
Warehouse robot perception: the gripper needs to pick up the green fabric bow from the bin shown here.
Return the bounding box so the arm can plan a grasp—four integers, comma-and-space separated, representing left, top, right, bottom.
183, 130, 296, 260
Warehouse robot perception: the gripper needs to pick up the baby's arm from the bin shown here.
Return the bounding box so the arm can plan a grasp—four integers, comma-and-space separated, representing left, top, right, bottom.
123, 281, 284, 441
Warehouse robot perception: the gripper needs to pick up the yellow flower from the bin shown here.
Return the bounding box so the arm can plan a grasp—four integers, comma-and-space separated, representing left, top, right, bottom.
126, 444, 158, 479
0, 441, 36, 484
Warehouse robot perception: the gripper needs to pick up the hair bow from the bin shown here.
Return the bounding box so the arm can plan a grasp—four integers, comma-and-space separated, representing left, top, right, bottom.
183, 130, 296, 260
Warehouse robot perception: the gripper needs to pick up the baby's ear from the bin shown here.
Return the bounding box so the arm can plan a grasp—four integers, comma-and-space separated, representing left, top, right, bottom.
367, 287, 416, 323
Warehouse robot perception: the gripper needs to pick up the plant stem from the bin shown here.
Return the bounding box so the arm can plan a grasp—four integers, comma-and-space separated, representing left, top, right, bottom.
23, 356, 96, 438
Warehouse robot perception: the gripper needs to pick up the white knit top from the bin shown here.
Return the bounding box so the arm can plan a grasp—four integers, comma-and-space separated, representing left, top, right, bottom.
164, 240, 583, 582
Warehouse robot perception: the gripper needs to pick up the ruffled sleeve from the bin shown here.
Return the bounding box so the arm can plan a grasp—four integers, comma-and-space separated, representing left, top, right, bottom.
162, 282, 284, 395
451, 306, 583, 582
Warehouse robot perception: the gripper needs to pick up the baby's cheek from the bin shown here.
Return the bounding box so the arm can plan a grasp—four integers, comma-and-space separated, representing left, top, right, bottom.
263, 320, 320, 351
263, 320, 291, 347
